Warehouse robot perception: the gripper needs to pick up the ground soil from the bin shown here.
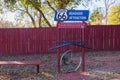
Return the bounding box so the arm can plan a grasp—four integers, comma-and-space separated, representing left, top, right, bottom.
0, 51, 119, 80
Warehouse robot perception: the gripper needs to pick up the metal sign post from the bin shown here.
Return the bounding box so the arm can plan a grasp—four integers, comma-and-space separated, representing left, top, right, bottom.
56, 22, 61, 73
54, 9, 89, 73
81, 22, 87, 72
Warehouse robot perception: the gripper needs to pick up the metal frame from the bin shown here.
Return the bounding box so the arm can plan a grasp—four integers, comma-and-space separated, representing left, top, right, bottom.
57, 22, 87, 73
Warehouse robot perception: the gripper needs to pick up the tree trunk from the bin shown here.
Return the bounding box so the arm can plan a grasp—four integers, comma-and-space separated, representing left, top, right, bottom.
35, 7, 52, 27
39, 13, 42, 27
27, 12, 36, 27
27, 0, 52, 27
41, 11, 52, 27
25, 7, 36, 28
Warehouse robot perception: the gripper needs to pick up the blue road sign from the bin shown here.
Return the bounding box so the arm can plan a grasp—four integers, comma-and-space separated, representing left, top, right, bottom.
54, 9, 89, 21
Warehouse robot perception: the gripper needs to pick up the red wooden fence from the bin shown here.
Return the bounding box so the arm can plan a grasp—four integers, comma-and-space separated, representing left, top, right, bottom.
85, 25, 120, 51
0, 25, 120, 54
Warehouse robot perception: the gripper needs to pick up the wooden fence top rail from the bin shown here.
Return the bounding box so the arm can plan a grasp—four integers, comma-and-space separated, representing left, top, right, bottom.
0, 61, 40, 65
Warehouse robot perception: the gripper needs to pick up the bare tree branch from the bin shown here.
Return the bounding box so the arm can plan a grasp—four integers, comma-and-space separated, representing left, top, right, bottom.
108, 0, 115, 9
47, 1, 55, 11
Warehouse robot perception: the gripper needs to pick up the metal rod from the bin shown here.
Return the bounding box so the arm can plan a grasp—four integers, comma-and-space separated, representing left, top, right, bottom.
57, 22, 60, 73
81, 22, 85, 72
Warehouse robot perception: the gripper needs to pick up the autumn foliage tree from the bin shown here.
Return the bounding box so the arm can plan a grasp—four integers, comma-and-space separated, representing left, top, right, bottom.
81, 0, 116, 25
89, 9, 101, 25
107, 4, 120, 25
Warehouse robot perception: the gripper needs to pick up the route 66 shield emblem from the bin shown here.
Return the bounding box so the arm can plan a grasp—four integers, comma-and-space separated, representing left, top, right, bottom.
56, 9, 68, 21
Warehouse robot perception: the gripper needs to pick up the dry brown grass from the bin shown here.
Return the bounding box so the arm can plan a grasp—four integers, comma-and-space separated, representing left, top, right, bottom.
0, 51, 119, 80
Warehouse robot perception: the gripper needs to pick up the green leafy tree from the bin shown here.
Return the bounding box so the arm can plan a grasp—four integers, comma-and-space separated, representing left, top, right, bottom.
107, 4, 120, 25
1, 0, 81, 28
